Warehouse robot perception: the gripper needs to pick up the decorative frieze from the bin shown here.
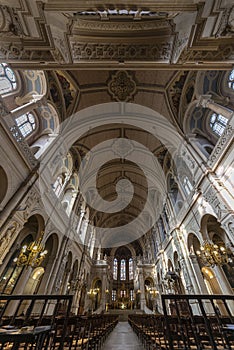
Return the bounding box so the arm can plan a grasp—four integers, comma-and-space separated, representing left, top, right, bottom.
73, 18, 172, 32
208, 124, 234, 167
71, 41, 172, 61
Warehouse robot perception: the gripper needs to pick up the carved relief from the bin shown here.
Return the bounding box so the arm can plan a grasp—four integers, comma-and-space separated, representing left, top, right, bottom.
208, 124, 234, 167
178, 44, 234, 64
0, 43, 54, 62
215, 7, 234, 37
73, 18, 172, 32
9, 125, 38, 167
203, 187, 230, 221
71, 42, 172, 62
108, 71, 136, 102
171, 34, 189, 63
0, 5, 25, 37
0, 222, 20, 264
168, 72, 189, 117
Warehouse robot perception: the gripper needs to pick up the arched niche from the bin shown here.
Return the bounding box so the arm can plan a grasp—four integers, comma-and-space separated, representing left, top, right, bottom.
144, 276, 154, 310
61, 251, 73, 295
0, 233, 33, 295
90, 278, 102, 312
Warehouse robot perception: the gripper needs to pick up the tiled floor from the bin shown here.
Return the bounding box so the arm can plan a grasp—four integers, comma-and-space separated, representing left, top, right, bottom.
101, 322, 144, 350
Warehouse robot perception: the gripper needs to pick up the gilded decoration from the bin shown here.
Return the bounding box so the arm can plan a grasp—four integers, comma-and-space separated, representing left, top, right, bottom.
108, 71, 136, 102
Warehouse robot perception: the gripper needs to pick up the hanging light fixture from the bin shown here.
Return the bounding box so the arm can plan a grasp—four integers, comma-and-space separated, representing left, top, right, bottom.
149, 286, 159, 298
196, 240, 229, 267
14, 231, 48, 268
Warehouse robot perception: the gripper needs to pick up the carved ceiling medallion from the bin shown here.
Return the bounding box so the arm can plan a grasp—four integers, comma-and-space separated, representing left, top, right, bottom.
108, 71, 136, 102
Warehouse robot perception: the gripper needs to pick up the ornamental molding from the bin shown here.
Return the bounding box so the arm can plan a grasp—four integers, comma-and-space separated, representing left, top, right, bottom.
178, 43, 234, 64
108, 71, 136, 102
73, 18, 172, 32
9, 125, 38, 167
203, 186, 231, 221
207, 124, 234, 167
71, 41, 173, 61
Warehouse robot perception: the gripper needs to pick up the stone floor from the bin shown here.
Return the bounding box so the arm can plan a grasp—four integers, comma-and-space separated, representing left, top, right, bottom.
101, 322, 144, 350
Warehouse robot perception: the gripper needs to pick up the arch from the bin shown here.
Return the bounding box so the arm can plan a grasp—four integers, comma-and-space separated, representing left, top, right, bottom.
0, 166, 8, 206
201, 266, 222, 294
15, 70, 47, 105
41, 102, 186, 247
187, 232, 202, 254
0, 63, 17, 95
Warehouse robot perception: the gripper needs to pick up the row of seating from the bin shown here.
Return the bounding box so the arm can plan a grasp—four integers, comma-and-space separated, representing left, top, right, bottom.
50, 314, 119, 350
129, 314, 234, 350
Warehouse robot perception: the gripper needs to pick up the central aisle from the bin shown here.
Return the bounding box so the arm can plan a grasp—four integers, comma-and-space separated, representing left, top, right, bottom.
101, 321, 143, 350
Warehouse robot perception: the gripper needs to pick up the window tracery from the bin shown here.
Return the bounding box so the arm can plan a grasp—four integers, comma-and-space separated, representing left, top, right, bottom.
210, 113, 228, 137
113, 258, 118, 280
120, 259, 126, 280
183, 176, 193, 195
15, 112, 36, 138
129, 258, 134, 280
53, 175, 64, 197
0, 63, 17, 94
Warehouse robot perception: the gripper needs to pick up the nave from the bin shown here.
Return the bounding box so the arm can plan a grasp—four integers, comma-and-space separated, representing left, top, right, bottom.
102, 322, 143, 350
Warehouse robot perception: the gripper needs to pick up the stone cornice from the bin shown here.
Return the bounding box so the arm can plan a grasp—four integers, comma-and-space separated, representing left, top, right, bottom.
72, 18, 172, 34
44, 1, 198, 12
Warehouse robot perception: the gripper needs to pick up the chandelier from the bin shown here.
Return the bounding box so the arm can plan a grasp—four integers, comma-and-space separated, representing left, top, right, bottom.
149, 287, 159, 299
15, 231, 48, 268
196, 240, 229, 267
87, 288, 100, 297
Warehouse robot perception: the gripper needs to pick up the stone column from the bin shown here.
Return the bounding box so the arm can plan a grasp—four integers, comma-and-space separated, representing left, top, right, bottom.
37, 254, 57, 294
189, 254, 208, 294
138, 266, 146, 311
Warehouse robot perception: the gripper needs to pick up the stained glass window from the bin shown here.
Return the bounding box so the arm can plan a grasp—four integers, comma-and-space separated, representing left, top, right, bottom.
130, 289, 134, 301
120, 259, 126, 280
210, 113, 228, 137
129, 258, 134, 280
113, 258, 118, 280
53, 176, 63, 197
112, 290, 116, 301
183, 176, 193, 195
0, 63, 17, 94
228, 69, 234, 90
15, 112, 36, 138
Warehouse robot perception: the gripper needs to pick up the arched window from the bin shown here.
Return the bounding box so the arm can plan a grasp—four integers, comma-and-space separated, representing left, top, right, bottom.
113, 258, 118, 280
112, 289, 116, 301
53, 176, 63, 197
0, 63, 17, 94
183, 176, 193, 195
129, 258, 134, 280
120, 259, 126, 280
210, 113, 228, 137
130, 289, 134, 301
228, 69, 234, 90
15, 112, 36, 138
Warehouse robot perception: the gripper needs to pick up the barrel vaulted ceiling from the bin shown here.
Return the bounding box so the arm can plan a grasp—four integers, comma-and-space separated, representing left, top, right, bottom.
1, 0, 234, 244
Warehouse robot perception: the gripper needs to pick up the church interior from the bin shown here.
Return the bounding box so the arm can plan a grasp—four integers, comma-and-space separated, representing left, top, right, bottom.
0, 0, 234, 349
